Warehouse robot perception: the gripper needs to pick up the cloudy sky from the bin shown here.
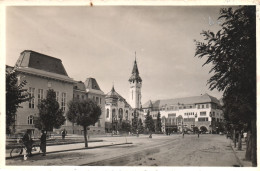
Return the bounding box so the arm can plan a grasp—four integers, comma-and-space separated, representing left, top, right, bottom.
6, 6, 230, 104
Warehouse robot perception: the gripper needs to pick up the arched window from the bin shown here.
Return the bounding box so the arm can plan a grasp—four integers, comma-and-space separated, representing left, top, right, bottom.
119, 108, 123, 120
106, 109, 109, 118
28, 115, 34, 125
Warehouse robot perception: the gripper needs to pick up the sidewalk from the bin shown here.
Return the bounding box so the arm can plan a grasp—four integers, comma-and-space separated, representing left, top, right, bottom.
230, 139, 252, 167
6, 136, 133, 159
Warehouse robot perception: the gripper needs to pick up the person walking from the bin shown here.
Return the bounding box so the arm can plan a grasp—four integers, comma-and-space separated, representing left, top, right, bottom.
182, 132, 184, 138
198, 131, 200, 138
40, 130, 46, 156
62, 129, 67, 140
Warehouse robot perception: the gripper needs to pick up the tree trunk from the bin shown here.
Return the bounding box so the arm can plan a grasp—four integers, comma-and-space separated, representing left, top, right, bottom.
233, 129, 236, 148
238, 132, 242, 150
83, 126, 88, 148
245, 130, 252, 161
251, 119, 257, 167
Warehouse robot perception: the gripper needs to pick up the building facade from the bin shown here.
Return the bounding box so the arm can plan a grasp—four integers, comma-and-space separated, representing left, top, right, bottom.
105, 85, 133, 132
9, 50, 106, 135
142, 93, 224, 133
73, 78, 106, 135
13, 50, 75, 135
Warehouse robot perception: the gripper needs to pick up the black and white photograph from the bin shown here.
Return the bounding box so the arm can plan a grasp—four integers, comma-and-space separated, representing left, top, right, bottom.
1, 0, 259, 169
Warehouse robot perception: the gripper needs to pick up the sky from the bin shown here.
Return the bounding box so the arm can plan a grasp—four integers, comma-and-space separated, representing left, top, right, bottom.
6, 6, 230, 104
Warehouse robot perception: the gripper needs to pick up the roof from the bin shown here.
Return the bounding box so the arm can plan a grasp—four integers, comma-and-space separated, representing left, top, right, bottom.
15, 50, 68, 76
84, 78, 104, 95
129, 59, 142, 83
74, 81, 86, 91
143, 93, 221, 108
105, 85, 131, 107
84, 78, 101, 91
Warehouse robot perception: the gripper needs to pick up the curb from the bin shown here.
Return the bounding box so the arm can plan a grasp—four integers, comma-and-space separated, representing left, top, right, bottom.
6, 142, 133, 160
6, 140, 103, 149
229, 140, 243, 167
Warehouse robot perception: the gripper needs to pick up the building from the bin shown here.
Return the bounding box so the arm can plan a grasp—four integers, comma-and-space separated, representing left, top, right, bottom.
9, 50, 106, 135
105, 85, 133, 132
104, 57, 144, 132
13, 50, 75, 135
142, 93, 224, 133
73, 78, 106, 135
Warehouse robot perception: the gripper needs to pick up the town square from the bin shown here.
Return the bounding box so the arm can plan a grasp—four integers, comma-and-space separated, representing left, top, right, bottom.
1, 2, 258, 169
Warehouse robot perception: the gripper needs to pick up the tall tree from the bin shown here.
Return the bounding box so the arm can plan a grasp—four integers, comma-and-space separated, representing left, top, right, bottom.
6, 67, 30, 134
194, 6, 256, 166
67, 99, 102, 147
145, 110, 155, 133
36, 89, 66, 132
156, 112, 162, 132
131, 110, 138, 133
137, 118, 144, 133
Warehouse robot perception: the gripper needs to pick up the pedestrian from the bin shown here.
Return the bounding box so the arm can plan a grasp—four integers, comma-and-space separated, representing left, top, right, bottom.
40, 130, 46, 156
182, 132, 184, 138
62, 129, 66, 139
243, 132, 247, 142
22, 130, 33, 157
198, 131, 200, 138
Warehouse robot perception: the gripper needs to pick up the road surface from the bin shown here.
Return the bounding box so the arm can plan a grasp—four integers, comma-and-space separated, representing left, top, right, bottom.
6, 134, 240, 166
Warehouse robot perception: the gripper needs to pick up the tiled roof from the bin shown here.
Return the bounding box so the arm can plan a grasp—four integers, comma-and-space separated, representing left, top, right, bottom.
129, 59, 142, 83
74, 81, 86, 91
143, 93, 221, 108
15, 50, 68, 76
84, 78, 101, 91
105, 85, 131, 107
15, 67, 75, 83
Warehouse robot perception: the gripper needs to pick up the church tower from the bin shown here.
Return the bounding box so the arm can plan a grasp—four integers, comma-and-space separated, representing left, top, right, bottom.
129, 54, 142, 109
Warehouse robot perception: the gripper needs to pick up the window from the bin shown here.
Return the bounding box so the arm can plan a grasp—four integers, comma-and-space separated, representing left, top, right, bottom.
200, 111, 206, 116
38, 89, 43, 105
77, 95, 80, 99
55, 91, 59, 102
29, 87, 35, 108
197, 105, 200, 109
106, 109, 109, 118
61, 92, 66, 111
206, 104, 209, 108
28, 115, 34, 125
100, 98, 102, 104
96, 97, 99, 104
126, 110, 128, 120
202, 105, 204, 109
198, 117, 208, 122
93, 96, 95, 101
82, 95, 85, 100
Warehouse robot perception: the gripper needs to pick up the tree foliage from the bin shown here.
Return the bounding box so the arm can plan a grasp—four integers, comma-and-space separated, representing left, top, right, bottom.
137, 118, 144, 133
36, 89, 65, 132
6, 67, 30, 134
145, 110, 155, 132
67, 99, 102, 147
156, 112, 162, 132
121, 121, 131, 133
131, 110, 138, 133
194, 6, 256, 165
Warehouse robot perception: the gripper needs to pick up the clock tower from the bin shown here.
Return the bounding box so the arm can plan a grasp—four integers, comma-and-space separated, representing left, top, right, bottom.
129, 54, 142, 109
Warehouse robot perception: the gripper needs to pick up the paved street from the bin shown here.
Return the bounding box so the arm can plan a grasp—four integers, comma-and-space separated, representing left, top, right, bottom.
6, 134, 242, 166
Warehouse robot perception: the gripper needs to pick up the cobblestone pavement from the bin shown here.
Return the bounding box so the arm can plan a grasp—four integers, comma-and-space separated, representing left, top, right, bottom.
5, 134, 250, 166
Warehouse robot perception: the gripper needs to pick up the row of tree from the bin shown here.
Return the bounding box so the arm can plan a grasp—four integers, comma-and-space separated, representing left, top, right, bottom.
111, 110, 162, 134
194, 6, 256, 166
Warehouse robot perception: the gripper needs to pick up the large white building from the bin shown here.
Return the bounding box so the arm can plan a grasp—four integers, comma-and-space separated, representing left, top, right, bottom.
142, 93, 224, 133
